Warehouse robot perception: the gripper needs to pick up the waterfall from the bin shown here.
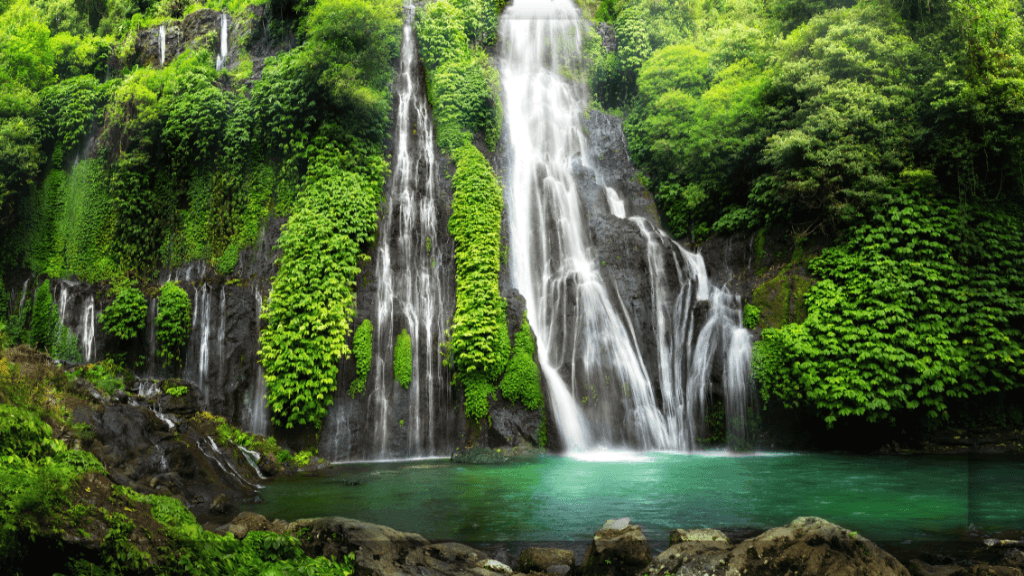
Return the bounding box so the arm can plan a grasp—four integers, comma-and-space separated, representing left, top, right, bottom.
363, 9, 453, 459
244, 288, 270, 437
215, 13, 228, 71
500, 0, 752, 451
145, 298, 158, 377
605, 187, 626, 219
159, 24, 166, 66
185, 284, 214, 406
82, 296, 95, 363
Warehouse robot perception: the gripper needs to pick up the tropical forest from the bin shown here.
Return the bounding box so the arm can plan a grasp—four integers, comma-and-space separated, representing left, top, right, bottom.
0, 0, 1021, 573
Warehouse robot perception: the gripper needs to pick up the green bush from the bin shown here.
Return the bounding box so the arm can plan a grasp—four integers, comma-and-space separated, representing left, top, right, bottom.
446, 145, 509, 420
393, 328, 411, 389
350, 319, 373, 397
98, 285, 147, 341
755, 182, 1024, 425
500, 315, 543, 411
742, 304, 761, 329
156, 282, 192, 368
260, 170, 380, 429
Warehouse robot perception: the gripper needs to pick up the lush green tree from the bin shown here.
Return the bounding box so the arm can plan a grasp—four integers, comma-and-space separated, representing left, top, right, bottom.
305, 0, 402, 138
0, 82, 43, 223
753, 3, 922, 230
39, 74, 102, 163
924, 0, 1024, 202
156, 281, 191, 368
98, 285, 146, 341
0, 0, 56, 90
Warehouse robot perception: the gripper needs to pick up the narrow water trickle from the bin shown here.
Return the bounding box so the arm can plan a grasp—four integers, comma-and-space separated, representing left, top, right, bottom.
159, 24, 166, 66
361, 8, 453, 460
215, 13, 228, 71
81, 296, 96, 363
500, 0, 752, 451
245, 288, 270, 437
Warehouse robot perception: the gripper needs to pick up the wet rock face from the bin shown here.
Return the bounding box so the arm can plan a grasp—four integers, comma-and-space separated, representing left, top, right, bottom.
596, 23, 616, 53
70, 381, 260, 517
134, 9, 225, 68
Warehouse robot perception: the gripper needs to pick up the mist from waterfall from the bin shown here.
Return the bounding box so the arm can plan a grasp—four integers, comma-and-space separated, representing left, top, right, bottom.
500, 0, 752, 451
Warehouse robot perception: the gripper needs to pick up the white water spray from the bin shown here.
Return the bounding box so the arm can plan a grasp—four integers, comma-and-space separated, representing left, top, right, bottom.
159, 24, 166, 66
500, 0, 752, 451
215, 13, 228, 71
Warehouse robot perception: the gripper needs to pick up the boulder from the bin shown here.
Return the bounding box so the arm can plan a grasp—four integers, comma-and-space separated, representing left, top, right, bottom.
645, 538, 731, 576
258, 452, 282, 476
518, 547, 576, 573
582, 518, 653, 576
231, 511, 271, 532
908, 560, 962, 576
209, 493, 230, 515
669, 529, 731, 545
227, 523, 249, 540
288, 517, 430, 574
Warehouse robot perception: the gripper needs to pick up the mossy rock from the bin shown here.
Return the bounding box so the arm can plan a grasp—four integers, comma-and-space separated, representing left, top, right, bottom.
752, 270, 815, 329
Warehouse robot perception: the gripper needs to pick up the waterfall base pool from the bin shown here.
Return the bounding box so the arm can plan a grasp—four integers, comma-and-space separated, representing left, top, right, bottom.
242, 452, 1023, 558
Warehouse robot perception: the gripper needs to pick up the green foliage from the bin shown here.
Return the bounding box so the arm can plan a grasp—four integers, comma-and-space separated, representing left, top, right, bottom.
500, 315, 543, 411
53, 159, 114, 282
98, 285, 147, 341
38, 75, 102, 164
393, 328, 411, 389
416, 0, 502, 151
164, 385, 188, 397
742, 304, 760, 330
72, 360, 126, 396
156, 281, 191, 368
0, 0, 57, 91
446, 145, 508, 420
260, 170, 381, 429
350, 319, 372, 397
161, 72, 230, 174
0, 81, 43, 218
755, 184, 1024, 425
924, 0, 1024, 203
304, 0, 402, 136
29, 279, 56, 350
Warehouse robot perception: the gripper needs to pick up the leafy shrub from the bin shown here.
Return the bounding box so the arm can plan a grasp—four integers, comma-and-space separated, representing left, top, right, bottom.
446, 145, 509, 420
742, 304, 761, 329
38, 74, 102, 163
72, 360, 125, 396
755, 182, 1024, 425
260, 170, 380, 429
165, 385, 188, 397
350, 319, 372, 397
393, 328, 411, 389
500, 315, 543, 411
156, 282, 192, 368
98, 285, 147, 341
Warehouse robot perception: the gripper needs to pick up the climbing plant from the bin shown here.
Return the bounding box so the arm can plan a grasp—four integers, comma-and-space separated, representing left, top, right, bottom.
260, 170, 381, 429
393, 328, 411, 389
500, 314, 543, 411
446, 145, 509, 420
156, 282, 192, 368
98, 285, 146, 341
350, 319, 373, 397
29, 279, 56, 350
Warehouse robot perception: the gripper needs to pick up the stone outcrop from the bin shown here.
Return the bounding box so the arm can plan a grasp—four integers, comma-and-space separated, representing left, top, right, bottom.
518, 547, 577, 574
283, 516, 515, 576
582, 518, 653, 576
645, 517, 910, 576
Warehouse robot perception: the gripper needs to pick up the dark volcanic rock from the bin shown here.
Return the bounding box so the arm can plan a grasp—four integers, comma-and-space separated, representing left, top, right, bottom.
287, 517, 513, 576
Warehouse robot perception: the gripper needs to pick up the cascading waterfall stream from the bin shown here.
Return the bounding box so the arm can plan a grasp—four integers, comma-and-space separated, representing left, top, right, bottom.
362, 8, 452, 459
159, 24, 166, 66
500, 0, 752, 451
245, 288, 270, 437
215, 13, 228, 71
